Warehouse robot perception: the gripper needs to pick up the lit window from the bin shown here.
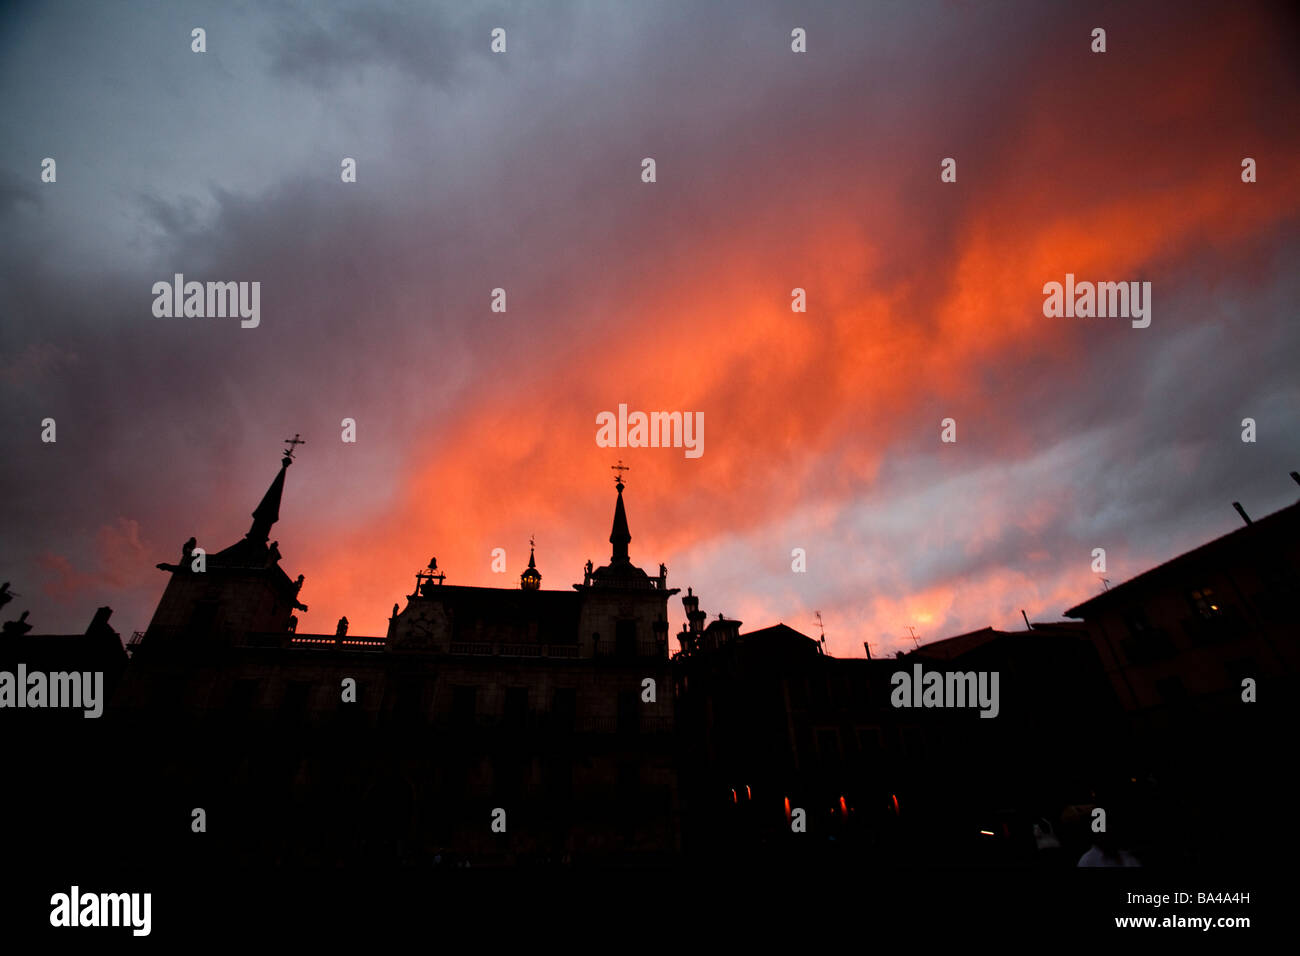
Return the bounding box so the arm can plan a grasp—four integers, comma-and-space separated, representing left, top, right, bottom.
1189, 588, 1222, 620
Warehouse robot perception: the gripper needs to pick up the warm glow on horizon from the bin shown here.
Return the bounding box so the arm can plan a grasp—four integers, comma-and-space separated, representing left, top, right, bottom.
4, 1, 1297, 662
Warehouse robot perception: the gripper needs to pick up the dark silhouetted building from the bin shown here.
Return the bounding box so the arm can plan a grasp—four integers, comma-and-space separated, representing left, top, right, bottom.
671, 601, 1124, 867
1064, 496, 1299, 867
7, 456, 1292, 876
110, 455, 680, 867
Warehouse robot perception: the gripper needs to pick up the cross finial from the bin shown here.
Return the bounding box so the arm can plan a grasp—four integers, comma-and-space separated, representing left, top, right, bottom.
282, 433, 306, 461
611, 459, 630, 490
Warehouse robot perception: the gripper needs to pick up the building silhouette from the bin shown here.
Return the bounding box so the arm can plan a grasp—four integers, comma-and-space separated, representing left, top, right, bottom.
111, 452, 680, 866
3, 453, 1292, 874
670, 606, 1126, 866
1063, 495, 1299, 867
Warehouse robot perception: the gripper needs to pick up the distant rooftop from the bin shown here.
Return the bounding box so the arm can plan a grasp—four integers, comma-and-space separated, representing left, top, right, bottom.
1065, 499, 1300, 618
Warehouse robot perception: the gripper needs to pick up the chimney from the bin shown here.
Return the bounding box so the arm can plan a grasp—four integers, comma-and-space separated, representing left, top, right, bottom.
1232, 502, 1252, 526
86, 606, 115, 635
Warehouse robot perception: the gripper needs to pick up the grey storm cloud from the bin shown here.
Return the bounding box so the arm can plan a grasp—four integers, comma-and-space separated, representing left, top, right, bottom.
1, 0, 1297, 645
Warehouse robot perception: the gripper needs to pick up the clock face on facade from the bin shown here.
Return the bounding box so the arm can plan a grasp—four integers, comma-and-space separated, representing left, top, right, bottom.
392, 602, 448, 648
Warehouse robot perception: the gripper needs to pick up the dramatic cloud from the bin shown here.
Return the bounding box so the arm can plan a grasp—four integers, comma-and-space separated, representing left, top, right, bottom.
1, 0, 1297, 654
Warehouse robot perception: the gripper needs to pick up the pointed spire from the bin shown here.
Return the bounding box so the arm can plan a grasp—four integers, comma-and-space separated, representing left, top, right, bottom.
247, 453, 291, 543
609, 480, 631, 564
521, 535, 542, 590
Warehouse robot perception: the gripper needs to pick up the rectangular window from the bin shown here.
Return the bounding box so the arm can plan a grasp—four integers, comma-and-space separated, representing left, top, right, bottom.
1120, 607, 1175, 663
615, 619, 637, 657
618, 763, 640, 840
1188, 587, 1223, 620
817, 728, 841, 767
1123, 607, 1154, 637
497, 757, 526, 798
552, 688, 576, 732
544, 757, 572, 800
452, 686, 476, 728
795, 726, 815, 767
505, 687, 528, 728
617, 689, 639, 734
282, 680, 312, 724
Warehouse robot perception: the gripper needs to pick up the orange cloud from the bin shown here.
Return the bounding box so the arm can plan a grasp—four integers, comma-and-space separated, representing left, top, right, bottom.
288, 7, 1300, 646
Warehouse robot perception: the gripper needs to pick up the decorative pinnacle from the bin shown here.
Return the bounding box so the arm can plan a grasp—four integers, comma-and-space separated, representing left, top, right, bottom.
282, 433, 306, 465
611, 459, 630, 491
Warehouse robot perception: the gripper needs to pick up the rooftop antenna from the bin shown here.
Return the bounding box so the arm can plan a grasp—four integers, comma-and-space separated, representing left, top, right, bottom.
814, 611, 827, 655
1100, 578, 1111, 592
1021, 609, 1032, 631
862, 640, 878, 660
905, 625, 920, 650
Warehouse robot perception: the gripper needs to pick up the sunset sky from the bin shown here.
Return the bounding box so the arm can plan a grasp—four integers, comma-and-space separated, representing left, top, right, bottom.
2, 0, 1297, 655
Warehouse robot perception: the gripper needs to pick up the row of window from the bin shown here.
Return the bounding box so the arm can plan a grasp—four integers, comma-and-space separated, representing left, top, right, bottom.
222, 680, 580, 715
222, 681, 655, 732
787, 674, 874, 711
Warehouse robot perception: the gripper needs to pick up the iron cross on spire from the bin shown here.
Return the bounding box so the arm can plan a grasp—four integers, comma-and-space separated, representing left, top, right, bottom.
611, 459, 630, 489
282, 433, 306, 460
